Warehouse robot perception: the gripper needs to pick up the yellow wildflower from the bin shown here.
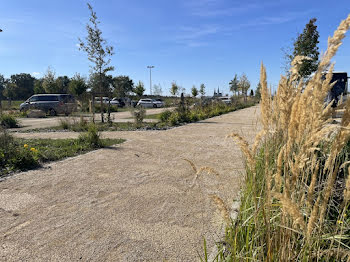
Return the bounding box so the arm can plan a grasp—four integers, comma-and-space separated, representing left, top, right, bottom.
30, 147, 37, 153
24, 144, 28, 148
337, 220, 343, 224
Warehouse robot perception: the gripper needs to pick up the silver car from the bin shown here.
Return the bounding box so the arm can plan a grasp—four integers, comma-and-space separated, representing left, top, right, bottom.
20, 94, 77, 116
136, 99, 162, 108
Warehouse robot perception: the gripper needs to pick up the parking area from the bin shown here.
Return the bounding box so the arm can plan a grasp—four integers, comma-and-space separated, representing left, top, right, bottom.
11, 107, 173, 131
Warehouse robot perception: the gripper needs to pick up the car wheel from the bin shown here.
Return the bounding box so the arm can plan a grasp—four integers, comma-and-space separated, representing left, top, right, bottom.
153, 104, 157, 108
48, 108, 56, 116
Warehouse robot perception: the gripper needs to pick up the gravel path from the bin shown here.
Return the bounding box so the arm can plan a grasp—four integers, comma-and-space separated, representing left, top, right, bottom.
14, 107, 172, 131
0, 105, 260, 262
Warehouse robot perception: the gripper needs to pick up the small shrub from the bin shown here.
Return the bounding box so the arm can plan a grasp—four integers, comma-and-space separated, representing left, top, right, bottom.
0, 114, 19, 128
168, 112, 179, 126
0, 129, 39, 174
159, 110, 172, 122
78, 123, 102, 148
131, 107, 146, 126
59, 118, 71, 130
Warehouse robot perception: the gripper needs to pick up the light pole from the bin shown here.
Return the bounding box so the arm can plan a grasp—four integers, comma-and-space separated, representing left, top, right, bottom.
147, 65, 154, 96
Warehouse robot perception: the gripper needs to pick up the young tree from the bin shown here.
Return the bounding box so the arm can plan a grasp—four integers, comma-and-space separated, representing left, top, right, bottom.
42, 67, 58, 94
34, 79, 45, 94
56, 76, 70, 94
113, 75, 134, 98
10, 73, 35, 99
2, 81, 18, 106
0, 74, 5, 113
79, 3, 115, 123
191, 85, 198, 97
170, 81, 179, 96
255, 82, 261, 99
153, 84, 162, 96
69, 73, 87, 97
238, 73, 250, 102
68, 73, 87, 111
229, 74, 239, 96
199, 83, 206, 97
250, 89, 254, 97
286, 18, 320, 78
134, 81, 145, 97
89, 73, 113, 94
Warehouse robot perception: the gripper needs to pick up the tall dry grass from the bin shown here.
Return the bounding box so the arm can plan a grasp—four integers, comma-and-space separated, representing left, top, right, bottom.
217, 14, 350, 261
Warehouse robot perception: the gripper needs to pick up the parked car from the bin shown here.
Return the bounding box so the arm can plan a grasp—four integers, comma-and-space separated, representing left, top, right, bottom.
217, 97, 231, 105
136, 99, 163, 108
20, 94, 77, 116
94, 97, 120, 106
112, 98, 125, 107
153, 99, 165, 107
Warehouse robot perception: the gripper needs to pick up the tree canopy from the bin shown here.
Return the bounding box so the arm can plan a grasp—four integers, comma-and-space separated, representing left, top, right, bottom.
229, 74, 239, 95
170, 82, 179, 96
113, 75, 134, 98
68, 73, 87, 97
191, 86, 198, 97
288, 18, 320, 78
134, 81, 145, 97
199, 83, 206, 96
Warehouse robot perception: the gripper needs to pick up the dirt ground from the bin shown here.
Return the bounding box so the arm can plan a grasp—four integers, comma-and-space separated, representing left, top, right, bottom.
13, 107, 171, 131
0, 105, 260, 262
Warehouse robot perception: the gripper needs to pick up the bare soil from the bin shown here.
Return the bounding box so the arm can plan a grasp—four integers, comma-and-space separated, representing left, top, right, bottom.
0, 105, 260, 262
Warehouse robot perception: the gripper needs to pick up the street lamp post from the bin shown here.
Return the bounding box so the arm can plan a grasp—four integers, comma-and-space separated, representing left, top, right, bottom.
147, 65, 154, 96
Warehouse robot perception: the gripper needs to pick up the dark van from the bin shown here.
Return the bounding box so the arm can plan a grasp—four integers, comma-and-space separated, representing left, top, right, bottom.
20, 94, 77, 116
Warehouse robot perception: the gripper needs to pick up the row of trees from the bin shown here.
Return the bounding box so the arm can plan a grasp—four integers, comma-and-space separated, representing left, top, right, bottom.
229, 73, 251, 101
170, 82, 206, 98
0, 69, 137, 105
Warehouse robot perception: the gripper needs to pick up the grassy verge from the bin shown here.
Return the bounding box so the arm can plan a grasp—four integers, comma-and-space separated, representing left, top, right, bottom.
159, 100, 257, 126
0, 127, 125, 176
1, 100, 24, 110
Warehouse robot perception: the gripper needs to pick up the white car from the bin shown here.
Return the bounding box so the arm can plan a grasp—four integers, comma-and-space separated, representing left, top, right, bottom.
218, 97, 231, 105
136, 99, 163, 108
153, 99, 165, 108
94, 97, 120, 106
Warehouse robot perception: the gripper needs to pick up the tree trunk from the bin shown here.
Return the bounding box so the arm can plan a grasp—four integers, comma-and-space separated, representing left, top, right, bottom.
100, 95, 104, 123
92, 94, 95, 123
107, 97, 111, 124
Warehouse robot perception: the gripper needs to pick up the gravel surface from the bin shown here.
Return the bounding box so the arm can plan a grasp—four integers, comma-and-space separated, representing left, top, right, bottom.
0, 105, 260, 261
12, 107, 171, 131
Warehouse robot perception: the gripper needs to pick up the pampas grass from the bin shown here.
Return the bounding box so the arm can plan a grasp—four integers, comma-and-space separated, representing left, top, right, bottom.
217, 14, 350, 261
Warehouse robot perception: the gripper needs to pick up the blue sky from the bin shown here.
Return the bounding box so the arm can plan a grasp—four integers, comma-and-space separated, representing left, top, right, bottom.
1, 0, 350, 96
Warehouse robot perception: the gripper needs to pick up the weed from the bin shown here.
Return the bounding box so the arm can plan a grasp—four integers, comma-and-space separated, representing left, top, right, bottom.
0, 114, 19, 128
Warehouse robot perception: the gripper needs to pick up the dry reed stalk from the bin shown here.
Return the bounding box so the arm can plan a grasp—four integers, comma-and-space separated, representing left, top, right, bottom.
209, 194, 230, 225
183, 159, 197, 173
197, 167, 220, 177
251, 130, 266, 157
306, 162, 320, 209
260, 63, 272, 132
344, 166, 350, 203
319, 166, 339, 225
306, 197, 320, 240
274, 193, 306, 231
274, 145, 285, 192
227, 133, 254, 168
